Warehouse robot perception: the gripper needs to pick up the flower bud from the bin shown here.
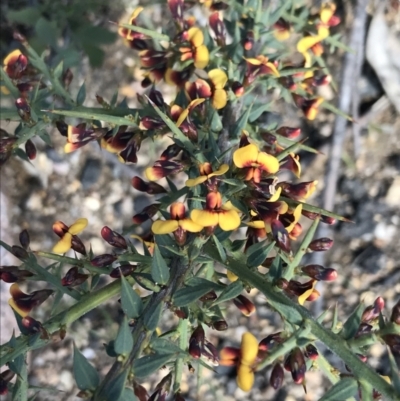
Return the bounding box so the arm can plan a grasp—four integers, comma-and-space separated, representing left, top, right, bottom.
131, 176, 167, 195
232, 81, 244, 97
361, 297, 385, 323
258, 332, 283, 351
101, 226, 128, 249
202, 341, 219, 365
233, 294, 256, 316
21, 316, 48, 339
189, 325, 205, 359
307, 237, 333, 252
276, 126, 301, 139
149, 89, 165, 108
90, 254, 117, 267
25, 139, 37, 160
270, 363, 284, 389
15, 97, 31, 122
139, 116, 165, 130
63, 68, 73, 88
56, 120, 68, 137
212, 320, 228, 331
304, 344, 319, 360
61, 266, 88, 287
355, 322, 373, 337
110, 264, 136, 278
0, 369, 15, 395
11, 245, 29, 260
19, 229, 30, 249
243, 31, 254, 50
271, 219, 291, 253
289, 347, 306, 384
390, 299, 400, 325
382, 334, 400, 353
301, 264, 337, 281
199, 290, 217, 302
70, 236, 87, 255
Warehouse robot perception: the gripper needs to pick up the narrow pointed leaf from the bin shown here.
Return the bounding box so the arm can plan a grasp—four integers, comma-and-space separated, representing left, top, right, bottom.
151, 244, 170, 285
132, 353, 174, 378
212, 280, 244, 306
101, 369, 128, 401
341, 303, 364, 340
76, 82, 86, 106
247, 240, 275, 268
212, 235, 226, 263
73, 344, 99, 391
114, 316, 134, 355
120, 275, 143, 319
319, 377, 358, 401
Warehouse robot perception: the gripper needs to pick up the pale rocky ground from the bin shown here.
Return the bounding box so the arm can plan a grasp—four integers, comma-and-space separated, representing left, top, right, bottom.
1, 1, 400, 401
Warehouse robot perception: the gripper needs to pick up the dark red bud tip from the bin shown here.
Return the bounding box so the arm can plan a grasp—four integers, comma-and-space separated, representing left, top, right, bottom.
270, 363, 284, 390
390, 299, 400, 325
276, 126, 301, 139
233, 294, 256, 316
304, 344, 319, 360
301, 264, 337, 281
308, 237, 333, 252
101, 226, 128, 249
290, 348, 306, 384
0, 369, 15, 395
212, 320, 228, 331
199, 290, 217, 302
109, 264, 136, 278
188, 339, 202, 359
232, 81, 244, 97
25, 139, 37, 160
19, 229, 30, 249
90, 254, 117, 267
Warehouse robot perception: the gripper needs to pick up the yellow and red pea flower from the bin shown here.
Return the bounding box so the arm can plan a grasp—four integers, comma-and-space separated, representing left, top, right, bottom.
145, 159, 184, 181
244, 56, 280, 85
52, 218, 88, 254
233, 295, 256, 316
284, 347, 307, 384
190, 191, 241, 231
132, 204, 160, 225
64, 123, 108, 154
168, 0, 184, 27
280, 153, 301, 178
273, 18, 291, 41
130, 232, 155, 254
278, 181, 318, 202
185, 162, 229, 189
179, 27, 209, 70
233, 143, 280, 183
209, 12, 226, 46
8, 283, 53, 317
118, 7, 148, 50
3, 49, 28, 79
292, 94, 325, 121
151, 202, 203, 245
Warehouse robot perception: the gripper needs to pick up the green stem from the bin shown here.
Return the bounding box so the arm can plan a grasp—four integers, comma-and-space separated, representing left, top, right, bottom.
173, 318, 188, 392
205, 244, 400, 400
0, 278, 127, 367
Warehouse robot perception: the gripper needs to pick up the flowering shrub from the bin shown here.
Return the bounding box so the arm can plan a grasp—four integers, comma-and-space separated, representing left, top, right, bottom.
1, 0, 400, 400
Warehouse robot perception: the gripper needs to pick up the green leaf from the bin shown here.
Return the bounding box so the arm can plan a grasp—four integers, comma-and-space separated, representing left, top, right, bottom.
246, 240, 275, 268
35, 17, 59, 49
132, 353, 174, 378
118, 253, 152, 264
75, 26, 117, 46
114, 317, 134, 355
151, 244, 170, 285
100, 369, 128, 401
212, 281, 244, 306
151, 338, 184, 355
143, 301, 162, 331
73, 344, 99, 391
0, 68, 20, 98
118, 22, 170, 42
319, 377, 358, 401
48, 107, 138, 127
173, 284, 216, 307
120, 276, 143, 319
76, 82, 86, 106
7, 8, 41, 25
232, 102, 253, 139
341, 303, 364, 340
120, 388, 137, 401
212, 235, 226, 263
388, 350, 400, 394
249, 102, 272, 122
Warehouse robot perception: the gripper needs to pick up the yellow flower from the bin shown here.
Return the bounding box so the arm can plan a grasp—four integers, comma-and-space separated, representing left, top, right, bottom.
52, 218, 88, 254
190, 191, 241, 231
208, 69, 228, 109
185, 27, 209, 69
151, 202, 203, 234
186, 163, 229, 187
237, 332, 259, 392
233, 144, 280, 183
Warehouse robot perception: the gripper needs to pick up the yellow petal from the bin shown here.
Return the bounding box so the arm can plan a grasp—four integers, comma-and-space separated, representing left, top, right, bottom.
145, 166, 159, 181
185, 175, 208, 187
246, 220, 265, 229
264, 62, 280, 77
303, 51, 313, 68
69, 218, 88, 235
212, 88, 227, 109
3, 49, 22, 66
227, 270, 238, 282
188, 98, 205, 111
285, 204, 303, 233
320, 3, 335, 24
191, 210, 219, 227
233, 144, 259, 168
129, 6, 144, 21
179, 218, 204, 232
194, 44, 209, 69
222, 201, 241, 213
176, 108, 189, 127
244, 57, 262, 65
240, 332, 259, 365
1, 85, 10, 95
256, 152, 280, 174
8, 298, 29, 318
269, 187, 282, 202
208, 164, 229, 178
188, 27, 204, 47
152, 220, 179, 234
237, 364, 255, 392
298, 281, 317, 306
218, 210, 241, 231
317, 27, 330, 40
53, 233, 73, 253
297, 36, 321, 53
274, 29, 291, 41
208, 69, 228, 89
